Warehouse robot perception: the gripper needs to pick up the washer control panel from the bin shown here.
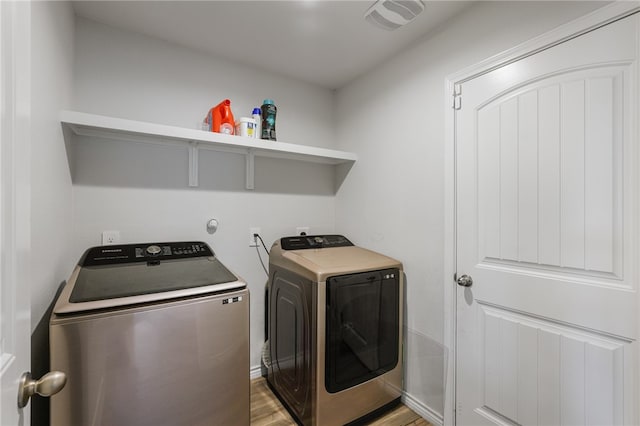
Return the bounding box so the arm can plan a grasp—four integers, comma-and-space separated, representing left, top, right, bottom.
80, 241, 213, 266
280, 235, 353, 250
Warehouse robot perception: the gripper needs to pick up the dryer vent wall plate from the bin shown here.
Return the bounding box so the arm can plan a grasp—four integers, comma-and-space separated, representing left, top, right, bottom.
364, 0, 425, 31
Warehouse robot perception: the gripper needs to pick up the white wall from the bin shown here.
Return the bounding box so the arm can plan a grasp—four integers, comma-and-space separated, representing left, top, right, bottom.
31, 0, 75, 329
334, 1, 606, 419
30, 2, 76, 425
71, 17, 338, 370
72, 18, 336, 148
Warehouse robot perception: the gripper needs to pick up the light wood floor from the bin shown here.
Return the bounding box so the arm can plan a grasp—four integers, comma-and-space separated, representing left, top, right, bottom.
251, 377, 431, 426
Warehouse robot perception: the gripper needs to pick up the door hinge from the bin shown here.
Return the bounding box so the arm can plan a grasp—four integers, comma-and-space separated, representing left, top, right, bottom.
452, 83, 462, 110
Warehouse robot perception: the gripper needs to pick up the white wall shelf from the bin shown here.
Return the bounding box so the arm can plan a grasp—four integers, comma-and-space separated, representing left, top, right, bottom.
60, 110, 357, 189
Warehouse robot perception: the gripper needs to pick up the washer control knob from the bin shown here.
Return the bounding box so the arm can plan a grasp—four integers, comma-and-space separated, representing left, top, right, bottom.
146, 245, 162, 256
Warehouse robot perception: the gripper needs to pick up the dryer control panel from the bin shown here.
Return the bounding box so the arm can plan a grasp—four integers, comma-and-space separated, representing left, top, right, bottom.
280, 235, 353, 250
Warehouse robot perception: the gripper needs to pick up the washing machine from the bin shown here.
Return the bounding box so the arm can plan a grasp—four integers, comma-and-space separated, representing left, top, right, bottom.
266, 235, 403, 426
50, 241, 250, 426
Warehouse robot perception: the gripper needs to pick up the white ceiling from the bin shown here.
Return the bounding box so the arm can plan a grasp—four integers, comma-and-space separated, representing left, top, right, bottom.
72, 1, 473, 89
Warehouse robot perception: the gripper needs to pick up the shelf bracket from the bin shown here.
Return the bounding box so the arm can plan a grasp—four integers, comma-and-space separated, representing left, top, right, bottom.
245, 149, 255, 190
188, 142, 199, 187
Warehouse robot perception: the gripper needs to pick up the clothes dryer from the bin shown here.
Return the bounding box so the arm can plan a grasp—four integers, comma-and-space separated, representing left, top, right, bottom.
267, 235, 403, 426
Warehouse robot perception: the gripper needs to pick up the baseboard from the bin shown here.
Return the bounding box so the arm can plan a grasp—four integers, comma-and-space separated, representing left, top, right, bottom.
401, 392, 444, 426
250, 364, 263, 380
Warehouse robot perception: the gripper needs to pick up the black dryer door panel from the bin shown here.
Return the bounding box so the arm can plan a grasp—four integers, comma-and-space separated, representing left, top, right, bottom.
325, 268, 399, 393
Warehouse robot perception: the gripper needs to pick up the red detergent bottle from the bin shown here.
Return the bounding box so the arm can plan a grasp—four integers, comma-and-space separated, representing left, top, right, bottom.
206, 99, 236, 134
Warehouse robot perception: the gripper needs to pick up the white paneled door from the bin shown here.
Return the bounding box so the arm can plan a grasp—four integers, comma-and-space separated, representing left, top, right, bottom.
456, 13, 638, 426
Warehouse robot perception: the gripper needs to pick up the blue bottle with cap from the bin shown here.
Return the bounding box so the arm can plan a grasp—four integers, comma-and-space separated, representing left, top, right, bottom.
261, 99, 277, 141
252, 107, 261, 139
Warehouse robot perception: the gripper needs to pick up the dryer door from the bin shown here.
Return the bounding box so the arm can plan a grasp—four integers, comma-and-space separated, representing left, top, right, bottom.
325, 268, 399, 393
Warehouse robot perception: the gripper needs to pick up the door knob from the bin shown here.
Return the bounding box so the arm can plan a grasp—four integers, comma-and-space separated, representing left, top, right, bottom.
17, 371, 67, 409
457, 274, 473, 287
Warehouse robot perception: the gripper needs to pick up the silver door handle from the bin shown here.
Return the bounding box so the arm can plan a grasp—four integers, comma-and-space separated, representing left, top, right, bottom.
17, 371, 67, 409
457, 274, 473, 287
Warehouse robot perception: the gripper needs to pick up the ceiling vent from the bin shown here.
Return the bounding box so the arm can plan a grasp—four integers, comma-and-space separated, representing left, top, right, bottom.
364, 0, 425, 31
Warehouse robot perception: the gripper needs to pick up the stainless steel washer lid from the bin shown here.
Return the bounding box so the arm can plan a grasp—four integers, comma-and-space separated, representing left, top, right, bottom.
53, 241, 246, 315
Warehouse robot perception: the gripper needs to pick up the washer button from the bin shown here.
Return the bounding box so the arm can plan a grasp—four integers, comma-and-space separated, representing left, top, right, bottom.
146, 245, 162, 256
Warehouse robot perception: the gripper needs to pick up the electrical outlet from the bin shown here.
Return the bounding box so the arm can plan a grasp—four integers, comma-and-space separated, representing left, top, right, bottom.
102, 231, 120, 245
249, 227, 261, 247
296, 227, 310, 236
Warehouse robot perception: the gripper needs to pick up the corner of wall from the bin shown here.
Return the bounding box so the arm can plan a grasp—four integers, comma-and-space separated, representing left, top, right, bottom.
30, 2, 76, 425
